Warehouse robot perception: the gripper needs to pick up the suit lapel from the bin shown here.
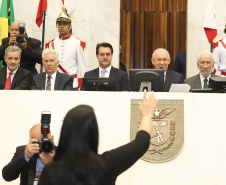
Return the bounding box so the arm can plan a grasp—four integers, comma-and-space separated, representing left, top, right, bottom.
54, 72, 61, 90
11, 67, 22, 89
94, 68, 99, 77
41, 73, 46, 90
194, 74, 202, 89
109, 66, 116, 77
0, 67, 7, 89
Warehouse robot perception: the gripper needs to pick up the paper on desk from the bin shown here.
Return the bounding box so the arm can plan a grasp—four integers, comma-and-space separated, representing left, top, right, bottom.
169, 83, 191, 92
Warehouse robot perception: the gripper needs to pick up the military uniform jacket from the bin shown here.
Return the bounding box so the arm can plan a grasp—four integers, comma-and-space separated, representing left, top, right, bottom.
213, 38, 226, 73
46, 34, 86, 88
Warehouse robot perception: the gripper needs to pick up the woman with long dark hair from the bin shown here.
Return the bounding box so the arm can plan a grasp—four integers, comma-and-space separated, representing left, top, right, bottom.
38, 90, 158, 185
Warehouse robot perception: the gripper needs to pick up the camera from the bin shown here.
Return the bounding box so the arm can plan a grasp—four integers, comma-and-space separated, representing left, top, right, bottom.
38, 111, 54, 153
16, 23, 26, 44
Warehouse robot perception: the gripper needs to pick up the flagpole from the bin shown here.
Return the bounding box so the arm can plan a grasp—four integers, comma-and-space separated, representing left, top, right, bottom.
210, 42, 213, 53
40, 10, 46, 73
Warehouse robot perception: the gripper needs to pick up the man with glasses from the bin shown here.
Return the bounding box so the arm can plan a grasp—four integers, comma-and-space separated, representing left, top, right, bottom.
151, 48, 184, 92
184, 51, 218, 90
81, 42, 130, 91
31, 48, 73, 90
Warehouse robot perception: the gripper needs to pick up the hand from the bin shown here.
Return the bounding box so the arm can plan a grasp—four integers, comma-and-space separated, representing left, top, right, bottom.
39, 150, 55, 165
16, 38, 27, 51
139, 90, 158, 117
8, 36, 16, 46
25, 139, 40, 159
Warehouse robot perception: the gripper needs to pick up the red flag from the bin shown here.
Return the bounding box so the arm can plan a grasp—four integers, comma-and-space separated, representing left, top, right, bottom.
36, 0, 47, 27
203, 0, 217, 43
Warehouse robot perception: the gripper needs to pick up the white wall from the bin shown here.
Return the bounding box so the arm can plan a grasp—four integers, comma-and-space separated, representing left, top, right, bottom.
0, 0, 120, 72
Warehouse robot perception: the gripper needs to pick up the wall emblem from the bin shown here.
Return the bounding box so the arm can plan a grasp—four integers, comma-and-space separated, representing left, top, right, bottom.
130, 100, 184, 163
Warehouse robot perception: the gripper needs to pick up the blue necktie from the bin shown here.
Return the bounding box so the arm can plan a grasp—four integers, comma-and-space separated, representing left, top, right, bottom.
203, 78, 208, 89
101, 69, 106, 78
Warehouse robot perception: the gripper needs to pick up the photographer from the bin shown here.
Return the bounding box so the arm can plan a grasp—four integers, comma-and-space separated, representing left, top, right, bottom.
2, 123, 55, 185
0, 20, 42, 75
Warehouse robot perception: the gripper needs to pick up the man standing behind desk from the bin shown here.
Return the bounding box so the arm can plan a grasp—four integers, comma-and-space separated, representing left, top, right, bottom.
81, 42, 131, 91
0, 20, 42, 75
45, 6, 86, 89
0, 46, 32, 90
151, 48, 184, 92
31, 48, 73, 91
184, 51, 218, 89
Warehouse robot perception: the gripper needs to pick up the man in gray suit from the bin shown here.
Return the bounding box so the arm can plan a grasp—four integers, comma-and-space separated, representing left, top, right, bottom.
185, 51, 217, 89
31, 48, 73, 90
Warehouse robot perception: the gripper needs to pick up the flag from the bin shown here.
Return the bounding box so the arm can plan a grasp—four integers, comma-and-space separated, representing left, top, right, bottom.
36, 0, 47, 27
203, 0, 217, 43
0, 0, 14, 67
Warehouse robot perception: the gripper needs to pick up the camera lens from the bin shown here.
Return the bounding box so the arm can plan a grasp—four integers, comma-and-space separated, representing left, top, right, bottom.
16, 35, 25, 44
40, 139, 54, 153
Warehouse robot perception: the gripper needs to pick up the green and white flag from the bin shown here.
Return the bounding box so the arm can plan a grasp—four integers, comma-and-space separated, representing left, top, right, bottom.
0, 0, 14, 67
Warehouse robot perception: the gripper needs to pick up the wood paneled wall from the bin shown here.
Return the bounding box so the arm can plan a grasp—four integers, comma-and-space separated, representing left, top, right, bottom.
120, 0, 187, 72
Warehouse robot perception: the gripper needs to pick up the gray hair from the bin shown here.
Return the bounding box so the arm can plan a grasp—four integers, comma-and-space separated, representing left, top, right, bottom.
5, 46, 21, 57
42, 48, 59, 61
152, 48, 170, 59
197, 51, 214, 64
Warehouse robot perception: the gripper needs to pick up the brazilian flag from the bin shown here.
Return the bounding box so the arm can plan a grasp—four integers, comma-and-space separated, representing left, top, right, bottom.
0, 0, 14, 68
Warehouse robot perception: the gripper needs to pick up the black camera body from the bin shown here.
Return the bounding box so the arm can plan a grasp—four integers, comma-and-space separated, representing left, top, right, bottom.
39, 111, 54, 153
16, 23, 26, 44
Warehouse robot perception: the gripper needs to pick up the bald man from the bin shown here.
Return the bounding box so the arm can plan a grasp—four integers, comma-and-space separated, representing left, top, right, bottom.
0, 20, 42, 75
2, 124, 55, 185
151, 48, 184, 92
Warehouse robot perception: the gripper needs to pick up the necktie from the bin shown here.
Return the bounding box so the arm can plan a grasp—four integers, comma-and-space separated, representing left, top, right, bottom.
46, 76, 52, 90
203, 78, 208, 89
4, 72, 13, 90
101, 69, 106, 78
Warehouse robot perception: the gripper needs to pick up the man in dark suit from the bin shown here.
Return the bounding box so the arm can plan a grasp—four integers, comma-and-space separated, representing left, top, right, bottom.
0, 20, 42, 75
185, 51, 218, 89
31, 48, 73, 90
81, 42, 130, 91
0, 46, 32, 90
151, 48, 184, 92
2, 123, 55, 185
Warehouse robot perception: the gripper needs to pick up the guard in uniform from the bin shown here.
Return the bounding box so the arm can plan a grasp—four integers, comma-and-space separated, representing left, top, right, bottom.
45, 6, 86, 89
213, 25, 226, 76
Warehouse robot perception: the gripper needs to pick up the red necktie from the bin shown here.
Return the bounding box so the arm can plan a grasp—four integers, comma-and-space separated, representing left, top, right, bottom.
4, 72, 13, 90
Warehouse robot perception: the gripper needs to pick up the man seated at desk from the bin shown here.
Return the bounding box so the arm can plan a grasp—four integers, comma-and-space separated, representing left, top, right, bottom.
0, 46, 32, 90
31, 48, 73, 91
151, 48, 184, 92
81, 42, 130, 91
184, 51, 218, 89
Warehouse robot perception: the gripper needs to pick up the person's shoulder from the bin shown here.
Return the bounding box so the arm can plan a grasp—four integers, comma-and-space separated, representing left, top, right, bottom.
28, 37, 41, 45
15, 145, 26, 152
18, 67, 31, 75
2, 37, 9, 44
168, 70, 182, 77
73, 36, 86, 50
85, 68, 98, 74
184, 74, 199, 83
57, 72, 73, 80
